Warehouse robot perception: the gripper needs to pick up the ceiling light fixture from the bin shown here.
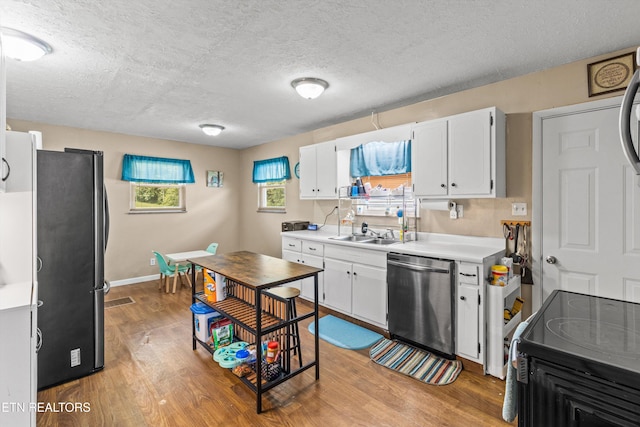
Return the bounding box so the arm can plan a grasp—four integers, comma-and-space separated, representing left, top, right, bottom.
1, 27, 52, 61
199, 124, 225, 136
291, 77, 329, 99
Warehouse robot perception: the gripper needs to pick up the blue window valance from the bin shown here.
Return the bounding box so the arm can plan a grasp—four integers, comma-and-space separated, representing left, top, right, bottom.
252, 156, 291, 183
121, 154, 195, 184
350, 140, 411, 177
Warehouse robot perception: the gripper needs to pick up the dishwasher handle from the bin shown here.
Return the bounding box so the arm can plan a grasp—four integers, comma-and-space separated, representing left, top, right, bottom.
387, 259, 450, 274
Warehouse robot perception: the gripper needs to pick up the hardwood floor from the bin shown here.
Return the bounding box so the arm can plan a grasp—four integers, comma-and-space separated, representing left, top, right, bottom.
37, 280, 515, 426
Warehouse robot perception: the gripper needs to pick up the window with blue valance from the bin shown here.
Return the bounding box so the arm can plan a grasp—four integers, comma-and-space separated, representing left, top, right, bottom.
121, 154, 195, 184
350, 140, 411, 177
252, 156, 291, 183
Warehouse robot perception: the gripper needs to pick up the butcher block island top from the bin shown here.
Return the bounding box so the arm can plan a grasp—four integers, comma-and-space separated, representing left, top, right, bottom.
187, 250, 322, 414
188, 250, 322, 288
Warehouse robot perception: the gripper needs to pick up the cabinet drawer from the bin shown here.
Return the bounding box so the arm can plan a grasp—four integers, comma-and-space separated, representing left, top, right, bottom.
302, 241, 324, 256
324, 244, 387, 267
458, 262, 480, 285
282, 237, 301, 252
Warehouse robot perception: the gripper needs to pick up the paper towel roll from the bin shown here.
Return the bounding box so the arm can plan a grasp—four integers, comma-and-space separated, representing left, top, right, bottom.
421, 200, 451, 211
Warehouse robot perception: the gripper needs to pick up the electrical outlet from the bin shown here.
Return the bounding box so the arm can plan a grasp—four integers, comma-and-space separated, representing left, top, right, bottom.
150, 257, 156, 266
512, 203, 527, 216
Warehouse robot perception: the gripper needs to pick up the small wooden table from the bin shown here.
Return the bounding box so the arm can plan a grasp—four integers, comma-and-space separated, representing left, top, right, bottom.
188, 251, 322, 414
165, 250, 211, 293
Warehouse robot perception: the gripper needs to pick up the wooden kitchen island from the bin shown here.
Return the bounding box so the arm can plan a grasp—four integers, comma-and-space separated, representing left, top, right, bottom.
189, 251, 322, 413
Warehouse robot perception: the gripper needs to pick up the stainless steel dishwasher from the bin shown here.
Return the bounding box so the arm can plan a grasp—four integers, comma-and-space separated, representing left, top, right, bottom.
387, 252, 455, 358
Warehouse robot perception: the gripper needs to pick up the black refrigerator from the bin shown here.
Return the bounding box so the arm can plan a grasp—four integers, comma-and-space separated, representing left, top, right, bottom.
37, 148, 109, 390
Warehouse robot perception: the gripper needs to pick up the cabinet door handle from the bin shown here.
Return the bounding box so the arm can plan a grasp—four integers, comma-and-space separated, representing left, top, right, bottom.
440, 183, 446, 188
451, 182, 457, 187
288, 244, 296, 247
353, 272, 357, 276
460, 273, 477, 277
309, 247, 316, 251
347, 271, 351, 275
460, 296, 466, 301
1, 158, 10, 182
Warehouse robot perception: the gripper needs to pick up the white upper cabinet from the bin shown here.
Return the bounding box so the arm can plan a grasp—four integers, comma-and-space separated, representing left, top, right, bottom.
412, 107, 505, 199
299, 140, 338, 199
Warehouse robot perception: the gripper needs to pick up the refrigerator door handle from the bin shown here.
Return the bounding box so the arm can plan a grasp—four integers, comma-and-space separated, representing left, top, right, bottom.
619, 61, 640, 175
104, 185, 110, 250
36, 328, 42, 353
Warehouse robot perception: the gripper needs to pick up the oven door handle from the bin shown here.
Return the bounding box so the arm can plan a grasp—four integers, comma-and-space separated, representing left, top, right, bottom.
387, 259, 450, 274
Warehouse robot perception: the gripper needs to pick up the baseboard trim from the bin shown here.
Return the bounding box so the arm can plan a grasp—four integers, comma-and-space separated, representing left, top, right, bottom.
108, 274, 159, 288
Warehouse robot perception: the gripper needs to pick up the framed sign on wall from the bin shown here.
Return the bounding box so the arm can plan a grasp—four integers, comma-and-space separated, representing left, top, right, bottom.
587, 51, 636, 97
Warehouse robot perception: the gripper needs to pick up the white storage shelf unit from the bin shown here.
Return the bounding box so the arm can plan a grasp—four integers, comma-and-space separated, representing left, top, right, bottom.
486, 275, 522, 379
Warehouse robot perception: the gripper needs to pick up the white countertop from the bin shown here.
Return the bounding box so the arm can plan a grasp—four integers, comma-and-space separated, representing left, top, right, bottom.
0, 281, 35, 311
281, 227, 504, 263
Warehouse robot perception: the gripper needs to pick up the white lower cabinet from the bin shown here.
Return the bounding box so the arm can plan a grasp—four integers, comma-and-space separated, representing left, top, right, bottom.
455, 261, 484, 365
323, 258, 353, 313
282, 237, 388, 328
281, 249, 303, 292
300, 253, 323, 300
351, 263, 387, 327
281, 238, 324, 301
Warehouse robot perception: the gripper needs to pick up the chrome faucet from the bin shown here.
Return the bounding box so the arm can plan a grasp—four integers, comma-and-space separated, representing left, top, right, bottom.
385, 229, 395, 239
368, 229, 382, 238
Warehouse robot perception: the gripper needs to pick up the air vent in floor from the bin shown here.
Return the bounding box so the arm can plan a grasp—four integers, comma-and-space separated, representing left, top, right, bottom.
105, 296, 135, 308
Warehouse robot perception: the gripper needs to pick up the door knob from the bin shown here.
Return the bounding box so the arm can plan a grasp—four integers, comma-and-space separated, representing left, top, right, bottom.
546, 255, 557, 264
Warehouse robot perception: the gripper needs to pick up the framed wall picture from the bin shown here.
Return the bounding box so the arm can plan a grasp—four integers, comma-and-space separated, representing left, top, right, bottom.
207, 170, 223, 187
587, 51, 637, 97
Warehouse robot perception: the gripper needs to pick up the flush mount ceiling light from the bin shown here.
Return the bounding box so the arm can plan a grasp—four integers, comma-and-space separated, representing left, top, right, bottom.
199, 124, 225, 136
291, 77, 329, 99
1, 27, 53, 61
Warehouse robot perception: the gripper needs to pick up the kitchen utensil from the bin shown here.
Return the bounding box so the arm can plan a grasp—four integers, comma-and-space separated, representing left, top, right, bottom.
521, 225, 534, 284
510, 224, 522, 265
503, 224, 512, 257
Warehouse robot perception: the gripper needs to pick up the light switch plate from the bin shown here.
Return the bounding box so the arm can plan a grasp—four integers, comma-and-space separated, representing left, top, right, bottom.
512, 203, 527, 216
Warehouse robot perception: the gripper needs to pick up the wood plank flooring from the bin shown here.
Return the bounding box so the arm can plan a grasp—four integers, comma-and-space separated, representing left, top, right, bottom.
37, 280, 515, 426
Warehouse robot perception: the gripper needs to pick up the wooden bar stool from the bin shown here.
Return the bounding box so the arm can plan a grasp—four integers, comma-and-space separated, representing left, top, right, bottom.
265, 287, 303, 372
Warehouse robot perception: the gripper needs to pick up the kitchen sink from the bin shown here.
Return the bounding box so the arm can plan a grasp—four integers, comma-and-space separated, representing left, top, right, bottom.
329, 235, 375, 243
364, 238, 399, 245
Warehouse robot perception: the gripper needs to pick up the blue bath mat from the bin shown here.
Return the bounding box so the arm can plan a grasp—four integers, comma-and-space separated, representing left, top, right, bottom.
308, 315, 383, 350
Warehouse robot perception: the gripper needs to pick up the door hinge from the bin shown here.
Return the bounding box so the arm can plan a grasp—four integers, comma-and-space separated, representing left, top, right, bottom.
490, 113, 494, 126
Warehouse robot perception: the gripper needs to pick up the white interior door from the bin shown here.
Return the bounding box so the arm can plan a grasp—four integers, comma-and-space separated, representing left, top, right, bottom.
539, 101, 640, 305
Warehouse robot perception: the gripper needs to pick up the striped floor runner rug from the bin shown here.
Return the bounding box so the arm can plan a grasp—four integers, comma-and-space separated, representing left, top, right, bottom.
369, 339, 463, 385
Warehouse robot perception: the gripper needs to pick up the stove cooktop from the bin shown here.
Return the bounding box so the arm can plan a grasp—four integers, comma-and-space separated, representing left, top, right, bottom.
520, 290, 640, 386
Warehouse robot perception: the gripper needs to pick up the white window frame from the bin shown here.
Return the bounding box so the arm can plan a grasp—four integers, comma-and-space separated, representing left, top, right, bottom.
257, 180, 286, 213
129, 182, 187, 214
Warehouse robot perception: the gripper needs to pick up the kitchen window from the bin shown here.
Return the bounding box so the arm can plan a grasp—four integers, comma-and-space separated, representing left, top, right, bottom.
252, 156, 290, 213
129, 182, 187, 213
257, 180, 286, 212
121, 154, 195, 213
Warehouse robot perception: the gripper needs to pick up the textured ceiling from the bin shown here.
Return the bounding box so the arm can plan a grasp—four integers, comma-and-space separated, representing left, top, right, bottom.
2, 1, 640, 149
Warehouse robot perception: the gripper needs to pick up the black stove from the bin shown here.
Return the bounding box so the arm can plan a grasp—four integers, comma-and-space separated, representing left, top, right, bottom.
518, 290, 640, 426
